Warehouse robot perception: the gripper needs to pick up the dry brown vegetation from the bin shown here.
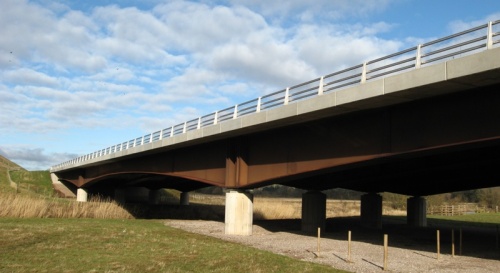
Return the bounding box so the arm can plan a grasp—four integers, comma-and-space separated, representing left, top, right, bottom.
189, 194, 405, 220
0, 191, 133, 219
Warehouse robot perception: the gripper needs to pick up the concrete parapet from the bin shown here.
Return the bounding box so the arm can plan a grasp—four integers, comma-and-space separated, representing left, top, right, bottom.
361, 193, 382, 228
407, 196, 427, 227
301, 191, 326, 233
225, 190, 253, 235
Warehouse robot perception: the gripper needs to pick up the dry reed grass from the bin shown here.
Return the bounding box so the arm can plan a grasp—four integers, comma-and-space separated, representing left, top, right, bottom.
0, 191, 133, 219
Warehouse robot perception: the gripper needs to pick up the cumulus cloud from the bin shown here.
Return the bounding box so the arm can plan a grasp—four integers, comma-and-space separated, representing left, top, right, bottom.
0, 146, 77, 170
4, 68, 59, 87
224, 0, 395, 23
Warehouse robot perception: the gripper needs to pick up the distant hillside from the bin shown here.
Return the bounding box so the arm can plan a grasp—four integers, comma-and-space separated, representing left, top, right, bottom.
0, 155, 25, 171
0, 155, 52, 195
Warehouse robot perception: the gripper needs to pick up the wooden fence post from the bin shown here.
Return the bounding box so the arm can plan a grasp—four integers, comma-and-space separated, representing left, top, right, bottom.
383, 234, 388, 271
437, 230, 440, 260
347, 230, 352, 263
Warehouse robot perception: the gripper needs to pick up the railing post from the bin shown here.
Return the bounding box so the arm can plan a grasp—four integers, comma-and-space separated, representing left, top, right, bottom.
183, 122, 187, 134
487, 21, 493, 49
214, 111, 218, 125
361, 62, 367, 83
170, 126, 174, 137
159, 129, 163, 140
233, 105, 238, 119
416, 44, 422, 68
318, 76, 324, 96
284, 87, 290, 105
197, 117, 201, 129
256, 97, 261, 113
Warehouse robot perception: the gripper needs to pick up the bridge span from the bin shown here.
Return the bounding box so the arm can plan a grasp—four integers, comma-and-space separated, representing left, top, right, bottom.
51, 21, 500, 235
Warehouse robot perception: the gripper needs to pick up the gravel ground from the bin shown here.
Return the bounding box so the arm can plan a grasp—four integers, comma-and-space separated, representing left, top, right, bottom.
165, 218, 500, 273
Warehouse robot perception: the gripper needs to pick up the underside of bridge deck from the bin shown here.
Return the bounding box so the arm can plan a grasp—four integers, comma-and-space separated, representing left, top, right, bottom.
54, 82, 500, 198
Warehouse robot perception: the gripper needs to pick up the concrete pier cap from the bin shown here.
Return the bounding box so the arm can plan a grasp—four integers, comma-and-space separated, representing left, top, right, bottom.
224, 189, 253, 236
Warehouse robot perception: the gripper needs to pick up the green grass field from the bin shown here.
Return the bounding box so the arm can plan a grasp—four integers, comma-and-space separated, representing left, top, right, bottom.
0, 218, 348, 273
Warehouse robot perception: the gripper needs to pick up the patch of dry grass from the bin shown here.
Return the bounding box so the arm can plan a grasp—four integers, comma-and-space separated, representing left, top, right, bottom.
190, 194, 405, 220
0, 191, 133, 219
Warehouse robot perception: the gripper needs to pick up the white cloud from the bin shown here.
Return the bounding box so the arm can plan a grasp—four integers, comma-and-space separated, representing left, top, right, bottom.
0, 145, 77, 171
447, 13, 500, 33
224, 0, 395, 22
3, 68, 59, 87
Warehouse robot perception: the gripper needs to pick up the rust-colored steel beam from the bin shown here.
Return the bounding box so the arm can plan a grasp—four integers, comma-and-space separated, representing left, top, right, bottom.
54, 84, 500, 196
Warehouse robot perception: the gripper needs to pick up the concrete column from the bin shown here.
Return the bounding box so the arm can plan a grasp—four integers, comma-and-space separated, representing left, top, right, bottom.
114, 188, 126, 204
225, 190, 253, 235
76, 188, 88, 202
361, 193, 382, 228
149, 189, 161, 205
407, 196, 427, 227
301, 191, 326, 233
180, 192, 190, 206
126, 187, 150, 203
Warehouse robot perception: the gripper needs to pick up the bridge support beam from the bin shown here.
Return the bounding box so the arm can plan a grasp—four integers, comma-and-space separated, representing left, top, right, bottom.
301, 191, 326, 233
76, 188, 88, 202
361, 193, 382, 228
407, 196, 427, 227
225, 190, 253, 235
180, 192, 190, 206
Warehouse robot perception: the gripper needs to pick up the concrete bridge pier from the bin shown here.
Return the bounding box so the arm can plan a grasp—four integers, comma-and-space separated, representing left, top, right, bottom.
301, 191, 326, 233
361, 193, 382, 228
407, 196, 427, 227
180, 192, 190, 206
76, 188, 88, 202
149, 189, 161, 205
114, 188, 126, 204
224, 190, 253, 235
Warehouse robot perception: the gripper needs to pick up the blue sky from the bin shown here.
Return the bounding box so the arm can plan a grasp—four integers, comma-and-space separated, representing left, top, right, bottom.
1, 0, 499, 170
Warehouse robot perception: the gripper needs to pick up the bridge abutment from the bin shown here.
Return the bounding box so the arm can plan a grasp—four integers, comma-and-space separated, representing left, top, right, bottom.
407, 196, 427, 227
224, 190, 253, 235
76, 188, 88, 202
361, 193, 382, 228
301, 191, 326, 233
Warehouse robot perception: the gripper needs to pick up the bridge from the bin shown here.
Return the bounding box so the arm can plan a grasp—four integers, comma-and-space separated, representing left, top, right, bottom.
51, 21, 500, 235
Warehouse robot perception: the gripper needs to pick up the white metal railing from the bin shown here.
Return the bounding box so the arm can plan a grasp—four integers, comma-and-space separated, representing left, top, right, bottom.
51, 20, 500, 170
